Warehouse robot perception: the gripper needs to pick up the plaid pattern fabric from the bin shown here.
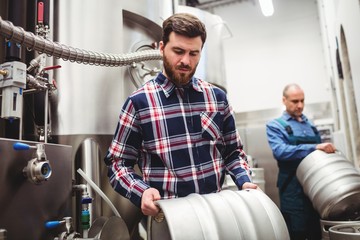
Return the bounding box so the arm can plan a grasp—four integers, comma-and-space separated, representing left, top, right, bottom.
105, 72, 251, 207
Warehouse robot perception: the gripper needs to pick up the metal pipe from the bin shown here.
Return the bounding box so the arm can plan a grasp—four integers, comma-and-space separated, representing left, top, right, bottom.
0, 16, 162, 67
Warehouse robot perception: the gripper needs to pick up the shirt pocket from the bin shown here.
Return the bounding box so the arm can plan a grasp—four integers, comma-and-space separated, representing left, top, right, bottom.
200, 112, 223, 141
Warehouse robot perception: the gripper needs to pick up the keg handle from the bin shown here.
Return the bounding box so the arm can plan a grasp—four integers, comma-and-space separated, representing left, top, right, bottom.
335, 150, 345, 156
147, 204, 165, 240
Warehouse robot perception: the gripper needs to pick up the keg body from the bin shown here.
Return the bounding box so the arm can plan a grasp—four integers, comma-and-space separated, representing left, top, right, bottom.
149, 189, 289, 240
296, 150, 360, 220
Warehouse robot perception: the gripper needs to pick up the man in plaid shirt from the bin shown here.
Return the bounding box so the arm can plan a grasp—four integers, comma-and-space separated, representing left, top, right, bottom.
105, 13, 258, 216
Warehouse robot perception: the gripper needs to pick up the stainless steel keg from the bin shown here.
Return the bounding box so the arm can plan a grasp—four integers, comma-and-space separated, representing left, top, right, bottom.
296, 150, 360, 220
329, 223, 360, 240
321, 219, 360, 240
148, 189, 289, 240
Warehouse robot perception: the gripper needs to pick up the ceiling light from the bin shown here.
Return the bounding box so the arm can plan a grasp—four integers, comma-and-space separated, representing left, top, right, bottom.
259, 0, 274, 17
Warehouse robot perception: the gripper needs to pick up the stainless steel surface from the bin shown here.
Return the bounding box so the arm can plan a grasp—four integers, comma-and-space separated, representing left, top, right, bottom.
76, 138, 102, 225
52, 0, 169, 136
88, 216, 108, 238
297, 150, 360, 220
49, 1, 174, 237
321, 219, 360, 240
329, 223, 360, 240
150, 189, 289, 240
97, 216, 130, 240
122, 9, 163, 92
0, 138, 72, 240
57, 134, 143, 238
177, 6, 229, 90
88, 216, 130, 240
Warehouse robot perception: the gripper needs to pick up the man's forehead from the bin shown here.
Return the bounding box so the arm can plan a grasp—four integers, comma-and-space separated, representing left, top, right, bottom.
167, 32, 203, 50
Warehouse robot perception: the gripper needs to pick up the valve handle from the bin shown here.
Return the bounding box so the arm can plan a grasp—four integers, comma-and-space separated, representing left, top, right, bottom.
13, 142, 31, 150
45, 221, 61, 229
81, 197, 93, 204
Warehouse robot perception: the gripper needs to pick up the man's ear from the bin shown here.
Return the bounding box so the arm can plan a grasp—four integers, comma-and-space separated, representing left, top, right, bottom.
159, 41, 165, 55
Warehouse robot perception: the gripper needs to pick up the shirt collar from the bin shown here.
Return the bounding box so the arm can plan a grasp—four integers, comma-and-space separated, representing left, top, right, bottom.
155, 72, 203, 98
283, 111, 308, 122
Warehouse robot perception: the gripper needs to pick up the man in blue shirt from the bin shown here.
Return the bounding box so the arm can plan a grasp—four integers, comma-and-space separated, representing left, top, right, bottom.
105, 13, 258, 217
266, 83, 336, 240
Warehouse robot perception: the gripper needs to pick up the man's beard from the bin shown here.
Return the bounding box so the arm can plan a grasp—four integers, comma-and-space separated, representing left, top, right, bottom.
163, 53, 197, 86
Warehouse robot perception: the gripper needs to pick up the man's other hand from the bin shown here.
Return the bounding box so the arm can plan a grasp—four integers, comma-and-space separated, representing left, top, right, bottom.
141, 187, 161, 216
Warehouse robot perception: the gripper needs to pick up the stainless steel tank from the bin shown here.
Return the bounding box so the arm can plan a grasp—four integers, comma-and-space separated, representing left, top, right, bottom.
52, 0, 172, 136
50, 0, 174, 237
176, 5, 229, 91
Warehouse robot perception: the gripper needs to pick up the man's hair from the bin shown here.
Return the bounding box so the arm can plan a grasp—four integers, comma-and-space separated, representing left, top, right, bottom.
283, 83, 302, 98
162, 13, 207, 47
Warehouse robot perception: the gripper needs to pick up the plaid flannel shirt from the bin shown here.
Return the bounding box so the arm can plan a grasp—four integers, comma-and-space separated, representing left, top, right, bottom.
105, 72, 251, 208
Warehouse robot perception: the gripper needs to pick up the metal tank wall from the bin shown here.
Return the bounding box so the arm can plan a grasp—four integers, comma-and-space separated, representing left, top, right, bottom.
1, 1, 233, 238
177, 5, 229, 91
50, 0, 174, 237
51, 0, 173, 136
0, 138, 73, 240
0, 0, 6, 63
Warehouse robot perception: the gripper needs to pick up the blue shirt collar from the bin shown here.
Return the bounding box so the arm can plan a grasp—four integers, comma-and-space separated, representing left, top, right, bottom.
282, 111, 308, 122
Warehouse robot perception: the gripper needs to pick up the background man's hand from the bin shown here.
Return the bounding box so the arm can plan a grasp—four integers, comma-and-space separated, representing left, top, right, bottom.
141, 187, 161, 216
316, 142, 336, 153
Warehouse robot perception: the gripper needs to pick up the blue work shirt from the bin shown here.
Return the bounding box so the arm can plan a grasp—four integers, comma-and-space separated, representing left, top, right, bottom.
266, 112, 318, 163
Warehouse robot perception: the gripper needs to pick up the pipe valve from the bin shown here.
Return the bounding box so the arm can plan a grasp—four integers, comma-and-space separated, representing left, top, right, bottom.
45, 217, 81, 240
13, 142, 52, 184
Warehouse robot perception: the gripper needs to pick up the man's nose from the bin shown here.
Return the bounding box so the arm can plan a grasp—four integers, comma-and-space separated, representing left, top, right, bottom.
180, 54, 191, 65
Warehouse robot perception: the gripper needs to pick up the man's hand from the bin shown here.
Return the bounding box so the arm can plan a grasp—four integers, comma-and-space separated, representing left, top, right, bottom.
141, 187, 161, 216
316, 142, 336, 153
242, 182, 260, 190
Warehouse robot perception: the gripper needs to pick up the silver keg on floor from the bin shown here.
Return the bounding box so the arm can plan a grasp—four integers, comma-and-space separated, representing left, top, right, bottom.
320, 220, 360, 240
148, 189, 289, 240
329, 223, 360, 240
296, 150, 360, 240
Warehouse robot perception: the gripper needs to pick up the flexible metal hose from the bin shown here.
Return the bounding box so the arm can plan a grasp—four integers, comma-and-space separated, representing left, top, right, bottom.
0, 16, 162, 67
